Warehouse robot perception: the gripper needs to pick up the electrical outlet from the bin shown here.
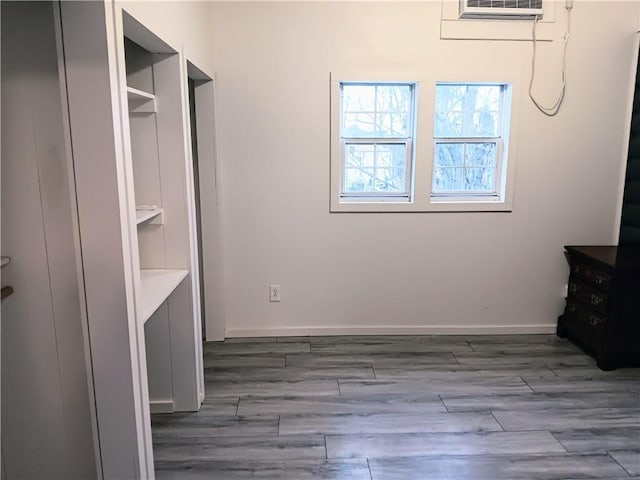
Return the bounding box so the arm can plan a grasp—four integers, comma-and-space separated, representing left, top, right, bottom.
269, 284, 281, 302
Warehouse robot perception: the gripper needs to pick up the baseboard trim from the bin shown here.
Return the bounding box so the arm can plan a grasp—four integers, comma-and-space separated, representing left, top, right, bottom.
149, 400, 174, 414
225, 324, 558, 338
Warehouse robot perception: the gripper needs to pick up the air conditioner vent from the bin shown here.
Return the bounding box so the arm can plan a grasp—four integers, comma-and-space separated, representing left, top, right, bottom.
459, 0, 543, 19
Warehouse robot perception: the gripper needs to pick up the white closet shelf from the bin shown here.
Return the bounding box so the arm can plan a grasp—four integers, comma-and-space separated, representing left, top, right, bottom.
136, 207, 163, 225
127, 86, 156, 113
139, 269, 188, 324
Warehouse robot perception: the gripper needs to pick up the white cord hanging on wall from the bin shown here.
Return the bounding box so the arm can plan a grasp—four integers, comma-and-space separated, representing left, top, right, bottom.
529, 0, 574, 117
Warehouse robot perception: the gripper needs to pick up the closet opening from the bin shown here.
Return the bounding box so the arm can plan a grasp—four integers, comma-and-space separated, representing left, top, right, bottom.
186, 61, 226, 342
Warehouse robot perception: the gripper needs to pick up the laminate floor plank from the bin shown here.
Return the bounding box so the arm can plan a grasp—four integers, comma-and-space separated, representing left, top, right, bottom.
309, 335, 432, 345
467, 342, 584, 354
454, 351, 596, 367
154, 335, 640, 479
493, 408, 640, 431
153, 435, 327, 462
338, 378, 533, 396
442, 392, 640, 412
286, 352, 458, 368
311, 341, 473, 354
523, 376, 640, 393
203, 354, 286, 368
373, 366, 557, 380
220, 337, 277, 344
609, 450, 640, 475
203, 342, 310, 355
367, 453, 630, 479
204, 379, 340, 397
550, 366, 640, 379
326, 431, 565, 459
185, 396, 239, 416
553, 427, 640, 453
155, 459, 372, 480
237, 393, 446, 416
205, 366, 375, 382
431, 334, 567, 345
279, 412, 502, 435
277, 336, 312, 343
152, 415, 279, 437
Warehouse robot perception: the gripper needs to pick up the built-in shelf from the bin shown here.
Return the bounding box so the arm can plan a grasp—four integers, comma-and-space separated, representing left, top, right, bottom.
127, 86, 156, 113
139, 269, 188, 324
136, 207, 163, 225
1, 256, 10, 267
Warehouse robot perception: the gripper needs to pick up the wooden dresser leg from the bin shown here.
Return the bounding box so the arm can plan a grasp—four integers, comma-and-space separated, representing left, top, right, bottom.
556, 315, 567, 338
596, 351, 615, 371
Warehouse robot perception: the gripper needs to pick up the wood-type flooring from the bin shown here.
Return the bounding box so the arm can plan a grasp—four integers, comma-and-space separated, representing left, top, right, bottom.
153, 334, 640, 479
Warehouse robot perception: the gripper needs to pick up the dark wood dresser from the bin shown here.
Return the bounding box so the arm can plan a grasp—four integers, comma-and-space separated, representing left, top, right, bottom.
557, 245, 640, 370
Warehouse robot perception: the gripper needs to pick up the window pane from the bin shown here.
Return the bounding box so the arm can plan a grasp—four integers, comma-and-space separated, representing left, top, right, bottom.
433, 142, 497, 193
376, 85, 411, 113
345, 144, 374, 167
464, 167, 495, 192
342, 84, 412, 138
434, 143, 464, 168
345, 168, 374, 192
343, 114, 376, 140
343, 143, 407, 194
433, 168, 463, 192
434, 84, 502, 138
343, 84, 375, 112
465, 143, 496, 167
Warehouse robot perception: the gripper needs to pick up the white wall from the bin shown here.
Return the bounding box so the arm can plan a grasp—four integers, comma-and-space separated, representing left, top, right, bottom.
210, 1, 639, 336
119, 1, 214, 74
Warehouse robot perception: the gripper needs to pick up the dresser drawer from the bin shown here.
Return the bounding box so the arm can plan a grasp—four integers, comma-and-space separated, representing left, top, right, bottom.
570, 262, 612, 292
568, 278, 609, 315
564, 298, 607, 333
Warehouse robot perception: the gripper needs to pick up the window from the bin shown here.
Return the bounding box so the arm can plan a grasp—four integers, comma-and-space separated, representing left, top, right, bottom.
432, 83, 509, 201
339, 83, 416, 200
330, 73, 517, 213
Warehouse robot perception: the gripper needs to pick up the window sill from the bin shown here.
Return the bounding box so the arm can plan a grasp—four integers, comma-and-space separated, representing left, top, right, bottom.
426, 199, 513, 212
339, 196, 411, 204
331, 199, 513, 213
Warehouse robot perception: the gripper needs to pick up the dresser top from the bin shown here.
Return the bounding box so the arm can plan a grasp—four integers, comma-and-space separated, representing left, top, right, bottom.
565, 245, 640, 271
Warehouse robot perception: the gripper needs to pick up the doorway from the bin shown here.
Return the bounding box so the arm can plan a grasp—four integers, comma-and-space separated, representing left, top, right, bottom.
186, 62, 226, 342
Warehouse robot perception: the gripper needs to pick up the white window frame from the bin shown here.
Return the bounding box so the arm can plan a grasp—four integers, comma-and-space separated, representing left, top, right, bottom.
335, 80, 418, 203
431, 82, 509, 202
341, 139, 413, 198
330, 72, 521, 213
432, 139, 503, 196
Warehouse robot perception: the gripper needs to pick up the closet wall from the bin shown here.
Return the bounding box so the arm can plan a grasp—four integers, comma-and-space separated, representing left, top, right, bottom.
118, 14, 203, 413
1, 2, 217, 478
1, 2, 97, 478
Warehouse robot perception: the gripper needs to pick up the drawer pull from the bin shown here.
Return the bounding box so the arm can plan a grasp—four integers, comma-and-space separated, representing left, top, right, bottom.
590, 294, 604, 307
588, 314, 603, 327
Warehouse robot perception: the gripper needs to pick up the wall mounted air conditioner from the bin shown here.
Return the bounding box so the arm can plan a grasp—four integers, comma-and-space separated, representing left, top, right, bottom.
459, 0, 543, 19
